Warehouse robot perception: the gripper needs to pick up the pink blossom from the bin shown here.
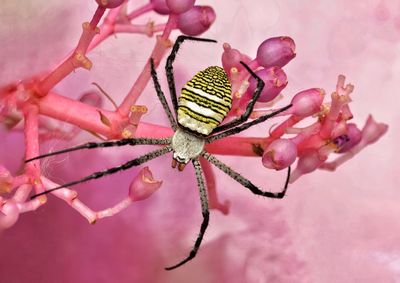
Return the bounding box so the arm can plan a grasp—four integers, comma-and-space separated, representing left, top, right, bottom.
0, 1, 393, 282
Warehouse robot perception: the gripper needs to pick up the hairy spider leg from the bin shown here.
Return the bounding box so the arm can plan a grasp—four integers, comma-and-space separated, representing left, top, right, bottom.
30, 146, 172, 199
165, 35, 217, 116
202, 151, 291, 198
211, 61, 265, 134
165, 158, 210, 270
207, 104, 293, 143
25, 138, 171, 163
150, 58, 177, 130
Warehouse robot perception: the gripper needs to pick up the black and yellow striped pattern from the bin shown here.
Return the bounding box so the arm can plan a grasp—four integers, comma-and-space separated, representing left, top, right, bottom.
178, 66, 232, 135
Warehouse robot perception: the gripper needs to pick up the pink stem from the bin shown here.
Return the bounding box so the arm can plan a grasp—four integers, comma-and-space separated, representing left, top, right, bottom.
117, 14, 177, 116
23, 105, 44, 195
35, 7, 107, 96
199, 157, 230, 215
127, 2, 154, 20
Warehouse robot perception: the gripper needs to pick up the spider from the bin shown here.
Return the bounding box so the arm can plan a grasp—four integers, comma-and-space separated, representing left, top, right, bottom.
27, 35, 292, 270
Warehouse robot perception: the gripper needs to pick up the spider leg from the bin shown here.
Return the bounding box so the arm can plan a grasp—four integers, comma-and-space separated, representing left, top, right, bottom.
30, 146, 173, 199
212, 61, 264, 134
207, 104, 292, 143
201, 151, 291, 199
150, 58, 177, 130
165, 158, 210, 270
25, 138, 171, 163
166, 35, 217, 116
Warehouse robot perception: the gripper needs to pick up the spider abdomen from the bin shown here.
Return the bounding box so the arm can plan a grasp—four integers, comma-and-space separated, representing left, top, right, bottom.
178, 66, 232, 135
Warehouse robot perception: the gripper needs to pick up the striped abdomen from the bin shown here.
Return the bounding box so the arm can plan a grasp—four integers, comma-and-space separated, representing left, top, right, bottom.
177, 66, 232, 135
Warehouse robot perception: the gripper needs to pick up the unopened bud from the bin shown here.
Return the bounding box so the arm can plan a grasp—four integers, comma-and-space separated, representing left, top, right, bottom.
290, 88, 325, 117
262, 139, 297, 170
177, 6, 216, 36
129, 167, 162, 201
256, 36, 296, 68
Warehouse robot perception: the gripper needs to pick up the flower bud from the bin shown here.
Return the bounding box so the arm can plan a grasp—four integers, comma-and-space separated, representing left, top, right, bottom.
246, 67, 287, 103
151, 0, 170, 15
256, 36, 296, 68
177, 6, 216, 36
166, 0, 195, 14
290, 88, 325, 117
221, 43, 251, 74
262, 139, 297, 170
95, 0, 125, 8
336, 123, 362, 153
221, 44, 242, 72
129, 167, 162, 201
0, 199, 19, 230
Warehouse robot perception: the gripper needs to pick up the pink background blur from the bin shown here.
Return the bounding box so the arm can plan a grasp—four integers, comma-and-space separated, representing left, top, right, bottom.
0, 0, 398, 282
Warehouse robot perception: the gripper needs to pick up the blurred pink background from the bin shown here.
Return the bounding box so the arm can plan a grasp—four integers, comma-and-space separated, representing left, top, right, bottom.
0, 0, 398, 282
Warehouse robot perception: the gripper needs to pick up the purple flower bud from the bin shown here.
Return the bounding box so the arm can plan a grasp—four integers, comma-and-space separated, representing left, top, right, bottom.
335, 123, 362, 153
262, 139, 297, 170
256, 36, 296, 68
151, 0, 170, 15
246, 67, 287, 103
95, 0, 125, 8
129, 167, 162, 201
166, 0, 196, 14
290, 88, 325, 117
177, 6, 216, 36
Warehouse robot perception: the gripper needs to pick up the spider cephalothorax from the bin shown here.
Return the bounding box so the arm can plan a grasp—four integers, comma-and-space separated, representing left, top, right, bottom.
27, 35, 292, 270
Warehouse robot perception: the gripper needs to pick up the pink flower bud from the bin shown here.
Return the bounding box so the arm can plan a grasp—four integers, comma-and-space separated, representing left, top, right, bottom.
177, 6, 216, 36
166, 0, 195, 14
262, 139, 297, 170
296, 149, 322, 174
290, 88, 325, 117
151, 0, 171, 15
246, 67, 287, 103
256, 36, 296, 68
336, 123, 362, 153
0, 199, 19, 230
221, 44, 242, 72
95, 0, 125, 8
129, 167, 162, 201
361, 115, 388, 145
221, 43, 251, 73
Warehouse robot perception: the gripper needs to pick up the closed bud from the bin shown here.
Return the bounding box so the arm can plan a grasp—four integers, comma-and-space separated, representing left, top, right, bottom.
177, 6, 216, 36
256, 36, 296, 68
151, 0, 170, 15
290, 88, 325, 117
246, 67, 287, 103
262, 139, 297, 170
166, 0, 195, 14
129, 167, 162, 201
0, 199, 19, 230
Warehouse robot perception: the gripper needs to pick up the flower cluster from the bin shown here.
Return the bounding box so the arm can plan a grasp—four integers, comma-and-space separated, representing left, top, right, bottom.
0, 0, 387, 237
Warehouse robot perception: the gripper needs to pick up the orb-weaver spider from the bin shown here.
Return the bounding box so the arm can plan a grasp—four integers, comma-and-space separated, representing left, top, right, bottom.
27, 35, 292, 270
